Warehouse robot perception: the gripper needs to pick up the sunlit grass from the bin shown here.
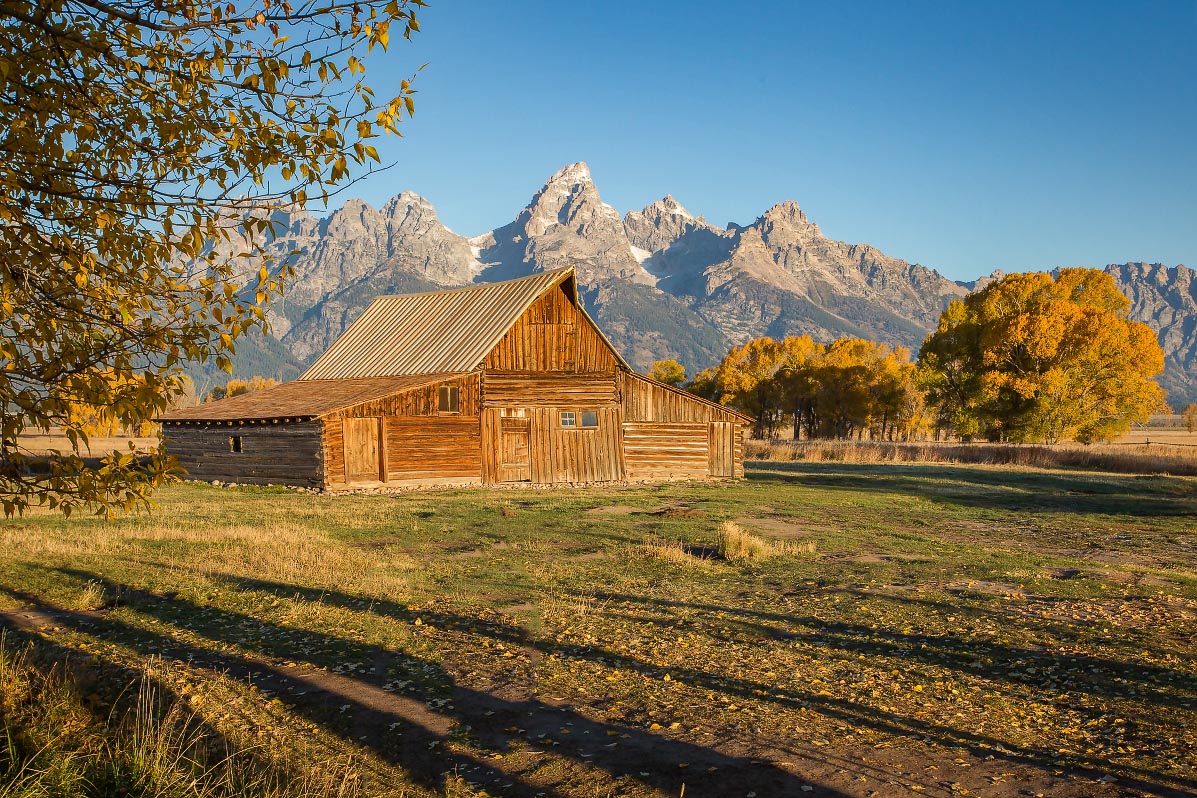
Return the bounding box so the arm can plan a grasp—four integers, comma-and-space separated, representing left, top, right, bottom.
1, 465, 1195, 797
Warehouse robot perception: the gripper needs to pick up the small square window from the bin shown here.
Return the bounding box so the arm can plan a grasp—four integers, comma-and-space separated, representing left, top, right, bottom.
438, 385, 460, 413
229, 435, 243, 453
580, 411, 599, 428
560, 411, 576, 428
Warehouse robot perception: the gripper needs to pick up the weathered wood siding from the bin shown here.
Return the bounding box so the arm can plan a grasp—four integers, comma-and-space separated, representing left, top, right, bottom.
483, 372, 617, 407
481, 406, 623, 484
327, 373, 480, 419
620, 372, 743, 423
623, 422, 710, 480
164, 422, 323, 487
534, 407, 623, 484
708, 421, 736, 478
618, 372, 748, 480
322, 418, 345, 485
385, 416, 481, 482
734, 426, 745, 478
483, 286, 618, 373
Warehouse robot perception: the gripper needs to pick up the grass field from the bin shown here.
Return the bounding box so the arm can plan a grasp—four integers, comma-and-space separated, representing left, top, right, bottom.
1, 464, 1195, 798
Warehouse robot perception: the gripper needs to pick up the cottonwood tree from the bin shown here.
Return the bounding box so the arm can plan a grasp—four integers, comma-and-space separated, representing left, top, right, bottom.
1183, 403, 1197, 434
647, 359, 686, 387
697, 334, 925, 441
920, 269, 1165, 443
0, 0, 425, 516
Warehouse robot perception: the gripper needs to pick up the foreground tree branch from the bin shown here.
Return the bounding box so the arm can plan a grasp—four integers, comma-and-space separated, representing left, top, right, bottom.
0, 0, 427, 516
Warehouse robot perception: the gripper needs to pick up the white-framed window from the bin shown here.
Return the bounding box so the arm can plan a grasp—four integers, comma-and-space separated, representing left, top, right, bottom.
437, 385, 460, 413
560, 410, 599, 429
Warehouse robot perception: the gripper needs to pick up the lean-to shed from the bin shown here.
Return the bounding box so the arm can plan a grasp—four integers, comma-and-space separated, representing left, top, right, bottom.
159, 268, 752, 489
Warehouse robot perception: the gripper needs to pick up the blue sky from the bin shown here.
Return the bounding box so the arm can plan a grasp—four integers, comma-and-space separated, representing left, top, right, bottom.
345, 0, 1196, 281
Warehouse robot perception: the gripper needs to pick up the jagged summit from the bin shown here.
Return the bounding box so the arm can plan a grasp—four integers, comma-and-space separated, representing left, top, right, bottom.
547, 161, 593, 185
205, 162, 1196, 406
761, 200, 811, 225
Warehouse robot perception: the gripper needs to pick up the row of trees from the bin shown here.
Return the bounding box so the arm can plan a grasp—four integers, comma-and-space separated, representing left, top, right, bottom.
655, 269, 1167, 444
655, 338, 924, 441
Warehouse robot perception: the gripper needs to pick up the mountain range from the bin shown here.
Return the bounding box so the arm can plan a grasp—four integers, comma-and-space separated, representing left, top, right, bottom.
192, 162, 1197, 408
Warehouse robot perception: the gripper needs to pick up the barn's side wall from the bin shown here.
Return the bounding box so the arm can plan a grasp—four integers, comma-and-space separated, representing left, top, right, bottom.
164, 422, 324, 487
321, 373, 483, 488
619, 372, 747, 480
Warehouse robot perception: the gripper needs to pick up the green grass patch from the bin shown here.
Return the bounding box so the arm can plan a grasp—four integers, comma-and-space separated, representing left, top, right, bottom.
1, 463, 1195, 797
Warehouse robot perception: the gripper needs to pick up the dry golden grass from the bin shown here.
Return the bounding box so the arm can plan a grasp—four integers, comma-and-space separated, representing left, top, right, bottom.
1116, 427, 1197, 445
634, 537, 712, 568
0, 640, 368, 798
15, 433, 159, 457
715, 521, 812, 563
745, 438, 1197, 475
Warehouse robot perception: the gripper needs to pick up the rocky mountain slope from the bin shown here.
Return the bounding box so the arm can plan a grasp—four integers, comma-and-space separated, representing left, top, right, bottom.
202, 163, 1197, 407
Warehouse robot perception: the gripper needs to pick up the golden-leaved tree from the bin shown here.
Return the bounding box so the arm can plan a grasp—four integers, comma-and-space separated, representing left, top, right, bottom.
1, 0, 425, 516
919, 269, 1165, 443
647, 359, 686, 387
695, 334, 925, 440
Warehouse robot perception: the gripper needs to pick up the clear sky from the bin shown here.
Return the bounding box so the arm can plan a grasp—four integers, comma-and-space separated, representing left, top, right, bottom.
344, 0, 1196, 281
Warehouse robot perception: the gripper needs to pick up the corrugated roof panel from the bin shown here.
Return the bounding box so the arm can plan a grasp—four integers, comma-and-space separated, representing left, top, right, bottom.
300, 269, 586, 380
158, 373, 470, 422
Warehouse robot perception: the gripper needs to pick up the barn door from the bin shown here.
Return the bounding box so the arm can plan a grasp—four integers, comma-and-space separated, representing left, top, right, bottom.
499, 417, 531, 482
708, 421, 735, 478
344, 417, 384, 484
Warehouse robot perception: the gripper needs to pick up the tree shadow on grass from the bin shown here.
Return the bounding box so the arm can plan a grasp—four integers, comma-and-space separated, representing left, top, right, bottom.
4, 571, 845, 798
592, 590, 1197, 709
748, 462, 1197, 517
181, 572, 1197, 797
583, 589, 1197, 795
0, 595, 335, 797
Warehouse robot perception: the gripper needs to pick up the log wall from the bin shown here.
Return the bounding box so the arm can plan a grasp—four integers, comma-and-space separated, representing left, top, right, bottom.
164, 422, 324, 487
385, 416, 481, 482
483, 372, 617, 407
622, 422, 711, 480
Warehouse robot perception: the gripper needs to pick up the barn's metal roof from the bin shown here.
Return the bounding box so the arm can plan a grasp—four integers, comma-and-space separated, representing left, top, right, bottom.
300, 267, 628, 380
159, 373, 471, 422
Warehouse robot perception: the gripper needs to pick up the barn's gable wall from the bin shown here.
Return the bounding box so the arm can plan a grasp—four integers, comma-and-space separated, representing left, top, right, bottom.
482, 285, 619, 373
163, 422, 324, 487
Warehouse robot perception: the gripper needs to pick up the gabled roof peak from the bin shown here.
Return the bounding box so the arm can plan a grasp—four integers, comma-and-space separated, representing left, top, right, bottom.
300, 267, 629, 380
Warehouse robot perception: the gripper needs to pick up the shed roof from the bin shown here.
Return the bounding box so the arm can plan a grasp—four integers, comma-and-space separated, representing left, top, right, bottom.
159, 373, 469, 422
300, 267, 629, 380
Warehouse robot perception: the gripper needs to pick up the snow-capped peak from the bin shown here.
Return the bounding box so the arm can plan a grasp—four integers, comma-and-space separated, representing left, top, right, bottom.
548, 161, 592, 185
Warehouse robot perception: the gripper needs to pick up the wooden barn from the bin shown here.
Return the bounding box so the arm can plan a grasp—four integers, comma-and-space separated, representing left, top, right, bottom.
159, 268, 751, 489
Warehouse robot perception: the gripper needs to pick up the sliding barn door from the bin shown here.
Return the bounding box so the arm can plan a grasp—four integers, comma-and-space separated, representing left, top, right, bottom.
708, 421, 735, 478
343, 417, 384, 484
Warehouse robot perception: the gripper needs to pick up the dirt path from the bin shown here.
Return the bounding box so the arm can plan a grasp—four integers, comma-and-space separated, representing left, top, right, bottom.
2, 603, 1185, 798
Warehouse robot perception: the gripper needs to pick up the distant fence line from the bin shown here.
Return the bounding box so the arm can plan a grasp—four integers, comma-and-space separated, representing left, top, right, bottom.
746, 439, 1197, 477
